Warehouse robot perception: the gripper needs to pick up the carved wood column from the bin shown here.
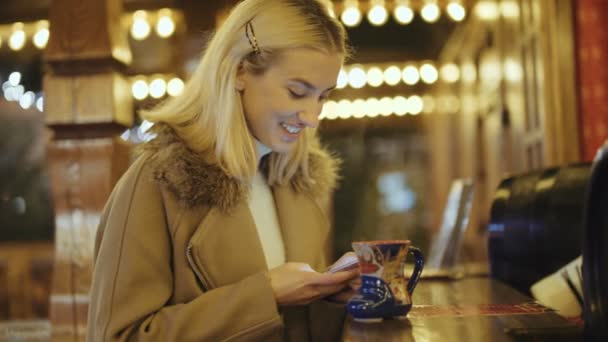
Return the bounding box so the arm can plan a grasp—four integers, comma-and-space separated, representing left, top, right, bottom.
44, 0, 133, 340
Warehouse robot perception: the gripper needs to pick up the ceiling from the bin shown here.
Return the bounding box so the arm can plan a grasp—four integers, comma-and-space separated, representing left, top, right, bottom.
0, 0, 463, 96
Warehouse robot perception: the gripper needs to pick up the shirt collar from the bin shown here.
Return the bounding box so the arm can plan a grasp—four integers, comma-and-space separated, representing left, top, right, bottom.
255, 139, 272, 166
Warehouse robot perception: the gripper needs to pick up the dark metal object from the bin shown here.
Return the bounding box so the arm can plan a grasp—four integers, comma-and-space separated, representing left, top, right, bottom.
582, 143, 608, 340
488, 163, 591, 295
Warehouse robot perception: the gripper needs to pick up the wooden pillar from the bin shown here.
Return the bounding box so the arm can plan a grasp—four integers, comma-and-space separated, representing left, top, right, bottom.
43, 0, 133, 340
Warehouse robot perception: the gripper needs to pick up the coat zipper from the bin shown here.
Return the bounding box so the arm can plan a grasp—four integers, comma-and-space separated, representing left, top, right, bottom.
186, 244, 213, 290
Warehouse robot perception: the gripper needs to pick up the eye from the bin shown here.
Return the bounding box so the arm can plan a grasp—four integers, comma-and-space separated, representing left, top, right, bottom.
288, 89, 307, 99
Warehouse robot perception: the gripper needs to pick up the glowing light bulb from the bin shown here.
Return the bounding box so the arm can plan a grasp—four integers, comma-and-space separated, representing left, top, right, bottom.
440, 63, 460, 83
394, 5, 414, 24
156, 9, 176, 38
367, 67, 384, 87
368, 5, 388, 26
352, 99, 367, 118
36, 96, 44, 112
475, 1, 499, 21
9, 23, 26, 51
131, 11, 151, 40
408, 95, 423, 115
393, 96, 408, 116
322, 100, 339, 120
420, 63, 438, 84
402, 65, 420, 85
132, 79, 149, 100
384, 66, 401, 86
422, 95, 435, 113
337, 99, 353, 119
348, 66, 367, 89
33, 20, 50, 49
421, 3, 440, 23
337, 69, 348, 89
19, 91, 35, 109
365, 98, 381, 118
447, 2, 466, 22
379, 97, 393, 116
341, 5, 362, 27
8, 72, 21, 86
167, 77, 185, 96
500, 1, 520, 19
503, 59, 522, 83
149, 78, 167, 98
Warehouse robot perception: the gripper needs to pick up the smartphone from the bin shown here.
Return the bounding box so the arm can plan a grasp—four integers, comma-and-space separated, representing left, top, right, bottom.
326, 255, 359, 273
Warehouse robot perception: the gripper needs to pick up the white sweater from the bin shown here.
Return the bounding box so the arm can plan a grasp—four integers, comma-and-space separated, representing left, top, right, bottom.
247, 141, 286, 269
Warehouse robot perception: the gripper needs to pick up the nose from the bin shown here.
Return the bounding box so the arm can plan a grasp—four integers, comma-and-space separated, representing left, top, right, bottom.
297, 102, 322, 129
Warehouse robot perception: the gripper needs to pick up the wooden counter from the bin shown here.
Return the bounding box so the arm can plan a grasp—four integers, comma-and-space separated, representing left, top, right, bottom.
343, 277, 582, 341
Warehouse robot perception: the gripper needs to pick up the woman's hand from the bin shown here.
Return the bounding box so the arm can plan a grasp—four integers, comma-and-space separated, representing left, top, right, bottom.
325, 253, 361, 303
268, 262, 358, 306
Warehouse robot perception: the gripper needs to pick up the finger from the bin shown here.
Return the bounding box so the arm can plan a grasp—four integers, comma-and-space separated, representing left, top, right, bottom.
333, 268, 360, 282
335, 269, 360, 283
329, 288, 356, 303
344, 268, 360, 279
349, 278, 361, 287
313, 268, 359, 286
289, 263, 315, 272
315, 283, 347, 297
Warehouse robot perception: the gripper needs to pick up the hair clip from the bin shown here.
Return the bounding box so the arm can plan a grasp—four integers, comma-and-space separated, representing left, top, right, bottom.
245, 21, 260, 54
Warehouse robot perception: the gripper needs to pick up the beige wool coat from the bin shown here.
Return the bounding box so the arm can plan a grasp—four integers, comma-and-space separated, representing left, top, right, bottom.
87, 124, 346, 341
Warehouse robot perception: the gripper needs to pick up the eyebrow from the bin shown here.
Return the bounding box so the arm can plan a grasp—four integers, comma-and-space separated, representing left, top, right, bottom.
289, 78, 336, 93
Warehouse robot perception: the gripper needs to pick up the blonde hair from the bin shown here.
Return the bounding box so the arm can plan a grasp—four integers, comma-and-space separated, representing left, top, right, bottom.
142, 0, 348, 186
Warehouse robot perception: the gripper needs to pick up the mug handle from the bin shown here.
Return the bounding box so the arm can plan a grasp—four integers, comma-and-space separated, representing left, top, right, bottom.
404, 246, 424, 296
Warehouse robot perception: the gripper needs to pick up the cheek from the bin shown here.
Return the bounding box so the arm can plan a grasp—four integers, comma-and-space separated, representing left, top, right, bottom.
243, 85, 298, 122
256, 98, 294, 123
243, 97, 280, 128
242, 90, 265, 118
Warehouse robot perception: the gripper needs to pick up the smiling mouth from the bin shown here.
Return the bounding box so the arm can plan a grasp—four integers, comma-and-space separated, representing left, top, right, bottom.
281, 123, 302, 134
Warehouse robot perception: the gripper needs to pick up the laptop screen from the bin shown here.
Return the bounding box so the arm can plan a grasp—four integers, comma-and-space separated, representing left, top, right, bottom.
426, 179, 475, 270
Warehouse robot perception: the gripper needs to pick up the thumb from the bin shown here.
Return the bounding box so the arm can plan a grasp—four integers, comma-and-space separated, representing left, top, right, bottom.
310, 268, 358, 286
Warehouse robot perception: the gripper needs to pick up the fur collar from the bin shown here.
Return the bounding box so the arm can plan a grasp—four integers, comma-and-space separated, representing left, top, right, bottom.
138, 123, 339, 211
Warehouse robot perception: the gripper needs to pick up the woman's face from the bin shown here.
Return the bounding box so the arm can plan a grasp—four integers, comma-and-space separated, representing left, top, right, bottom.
237, 48, 342, 153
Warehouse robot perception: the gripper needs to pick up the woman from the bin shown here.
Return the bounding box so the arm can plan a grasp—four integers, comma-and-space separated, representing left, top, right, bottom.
87, 0, 358, 341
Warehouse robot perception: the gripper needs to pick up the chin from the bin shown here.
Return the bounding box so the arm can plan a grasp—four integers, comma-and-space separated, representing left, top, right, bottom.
270, 144, 294, 154
270, 139, 297, 154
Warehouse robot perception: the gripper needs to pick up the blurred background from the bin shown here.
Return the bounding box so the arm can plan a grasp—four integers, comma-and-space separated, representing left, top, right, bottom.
0, 0, 607, 339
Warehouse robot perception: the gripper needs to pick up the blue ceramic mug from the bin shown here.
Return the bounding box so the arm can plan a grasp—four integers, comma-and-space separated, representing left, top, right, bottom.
346, 240, 424, 322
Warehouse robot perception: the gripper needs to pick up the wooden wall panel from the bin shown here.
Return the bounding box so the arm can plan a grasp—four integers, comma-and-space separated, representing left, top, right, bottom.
429, 0, 580, 264
0, 242, 54, 320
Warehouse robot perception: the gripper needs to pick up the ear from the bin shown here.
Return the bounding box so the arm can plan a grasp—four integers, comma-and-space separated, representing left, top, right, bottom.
235, 64, 246, 91
235, 76, 245, 91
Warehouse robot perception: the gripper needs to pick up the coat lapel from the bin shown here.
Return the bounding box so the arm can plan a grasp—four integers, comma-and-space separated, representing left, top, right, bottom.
188, 200, 268, 288
273, 186, 329, 271
188, 185, 332, 289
